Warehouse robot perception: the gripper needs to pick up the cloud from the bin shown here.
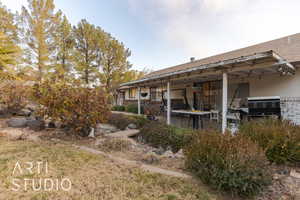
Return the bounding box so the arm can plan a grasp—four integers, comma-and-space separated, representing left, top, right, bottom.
128, 0, 300, 60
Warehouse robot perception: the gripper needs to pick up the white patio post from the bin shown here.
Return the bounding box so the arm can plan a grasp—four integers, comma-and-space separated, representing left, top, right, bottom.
167, 81, 171, 125
222, 72, 228, 133
137, 87, 141, 115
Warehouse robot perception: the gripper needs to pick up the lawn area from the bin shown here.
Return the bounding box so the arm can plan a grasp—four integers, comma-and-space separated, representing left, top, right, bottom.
0, 137, 216, 200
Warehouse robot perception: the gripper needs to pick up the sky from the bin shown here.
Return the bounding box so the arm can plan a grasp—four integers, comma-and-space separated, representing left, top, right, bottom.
2, 0, 300, 71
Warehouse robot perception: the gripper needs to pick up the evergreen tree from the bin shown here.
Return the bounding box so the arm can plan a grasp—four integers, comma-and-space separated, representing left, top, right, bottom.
0, 32, 20, 80
0, 2, 19, 41
20, 0, 60, 82
53, 14, 74, 80
73, 19, 101, 85
99, 36, 131, 94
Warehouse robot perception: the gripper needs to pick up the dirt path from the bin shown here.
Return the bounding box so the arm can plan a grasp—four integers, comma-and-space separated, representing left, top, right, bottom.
74, 145, 192, 179
0, 122, 192, 180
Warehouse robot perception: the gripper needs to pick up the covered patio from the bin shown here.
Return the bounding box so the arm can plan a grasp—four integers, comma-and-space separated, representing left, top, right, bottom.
120, 50, 295, 132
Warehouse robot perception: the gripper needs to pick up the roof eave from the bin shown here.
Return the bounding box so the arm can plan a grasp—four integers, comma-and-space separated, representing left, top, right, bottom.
121, 50, 295, 87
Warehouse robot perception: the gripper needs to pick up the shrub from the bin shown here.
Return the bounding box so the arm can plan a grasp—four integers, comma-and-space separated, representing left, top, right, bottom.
125, 103, 143, 114
238, 119, 300, 165
0, 81, 30, 114
108, 113, 133, 130
143, 104, 161, 116
112, 105, 125, 111
32, 80, 110, 136
108, 113, 149, 130
131, 115, 149, 128
184, 131, 272, 197
99, 138, 132, 152
138, 121, 192, 152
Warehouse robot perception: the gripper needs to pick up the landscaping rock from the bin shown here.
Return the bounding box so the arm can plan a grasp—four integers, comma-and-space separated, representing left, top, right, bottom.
141, 152, 160, 164
17, 108, 32, 116
26, 119, 45, 131
25, 103, 39, 112
106, 129, 139, 138
127, 123, 137, 129
88, 128, 95, 138
152, 147, 165, 155
174, 149, 184, 158
0, 129, 24, 140
290, 170, 300, 179
47, 121, 56, 128
7, 117, 28, 128
259, 168, 300, 200
26, 134, 41, 142
96, 123, 118, 134
162, 150, 175, 158
54, 121, 62, 129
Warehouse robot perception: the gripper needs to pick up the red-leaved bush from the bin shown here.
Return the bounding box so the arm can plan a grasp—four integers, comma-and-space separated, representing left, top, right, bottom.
0, 81, 30, 114
33, 80, 110, 136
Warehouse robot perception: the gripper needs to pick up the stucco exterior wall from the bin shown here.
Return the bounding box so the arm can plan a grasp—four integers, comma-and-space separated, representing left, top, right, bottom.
248, 70, 300, 97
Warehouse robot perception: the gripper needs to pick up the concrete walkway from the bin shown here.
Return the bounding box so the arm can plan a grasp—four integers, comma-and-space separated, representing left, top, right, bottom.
112, 111, 145, 117
74, 145, 192, 179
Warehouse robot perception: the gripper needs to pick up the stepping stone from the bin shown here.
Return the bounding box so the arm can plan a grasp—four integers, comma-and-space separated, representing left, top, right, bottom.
106, 129, 139, 138
7, 118, 28, 128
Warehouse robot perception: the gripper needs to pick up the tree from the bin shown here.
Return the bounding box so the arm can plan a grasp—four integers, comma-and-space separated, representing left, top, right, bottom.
20, 0, 60, 82
122, 68, 149, 83
99, 36, 131, 95
0, 2, 18, 41
0, 32, 20, 80
73, 19, 102, 85
52, 14, 74, 80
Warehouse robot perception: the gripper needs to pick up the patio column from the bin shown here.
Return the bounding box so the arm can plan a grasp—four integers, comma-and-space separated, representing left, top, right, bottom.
167, 81, 171, 125
137, 87, 141, 115
222, 72, 228, 133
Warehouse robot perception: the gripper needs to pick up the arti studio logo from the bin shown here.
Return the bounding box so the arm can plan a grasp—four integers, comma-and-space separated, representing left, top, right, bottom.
11, 161, 72, 192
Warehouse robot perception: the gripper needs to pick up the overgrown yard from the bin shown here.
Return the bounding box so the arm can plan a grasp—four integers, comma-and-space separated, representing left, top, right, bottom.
0, 137, 216, 200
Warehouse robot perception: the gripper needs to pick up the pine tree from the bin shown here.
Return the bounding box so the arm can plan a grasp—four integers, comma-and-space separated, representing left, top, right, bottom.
99, 37, 131, 94
20, 0, 60, 82
0, 2, 19, 41
73, 19, 102, 85
0, 32, 20, 80
53, 14, 74, 80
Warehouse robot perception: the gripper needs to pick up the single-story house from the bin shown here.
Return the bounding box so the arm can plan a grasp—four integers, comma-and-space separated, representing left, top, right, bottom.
117, 33, 300, 132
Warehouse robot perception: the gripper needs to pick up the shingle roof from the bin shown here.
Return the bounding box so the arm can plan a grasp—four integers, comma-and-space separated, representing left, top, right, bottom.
145, 33, 300, 78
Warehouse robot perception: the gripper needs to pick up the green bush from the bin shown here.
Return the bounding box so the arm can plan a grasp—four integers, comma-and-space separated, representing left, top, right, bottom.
108, 113, 149, 130
131, 115, 149, 128
108, 113, 134, 130
138, 121, 192, 152
112, 105, 125, 111
184, 131, 272, 197
125, 103, 143, 114
238, 119, 300, 165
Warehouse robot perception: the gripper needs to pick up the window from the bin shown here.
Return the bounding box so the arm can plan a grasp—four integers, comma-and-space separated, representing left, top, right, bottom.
150, 87, 157, 101
128, 88, 136, 99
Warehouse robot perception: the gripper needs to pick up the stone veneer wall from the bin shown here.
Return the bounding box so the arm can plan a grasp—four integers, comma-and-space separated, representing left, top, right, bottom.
280, 97, 300, 125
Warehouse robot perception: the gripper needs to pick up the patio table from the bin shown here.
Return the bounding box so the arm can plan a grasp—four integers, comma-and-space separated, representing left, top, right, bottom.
171, 110, 212, 129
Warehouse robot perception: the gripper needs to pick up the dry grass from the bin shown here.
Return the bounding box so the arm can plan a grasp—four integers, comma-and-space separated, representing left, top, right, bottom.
98, 137, 133, 152
0, 137, 216, 200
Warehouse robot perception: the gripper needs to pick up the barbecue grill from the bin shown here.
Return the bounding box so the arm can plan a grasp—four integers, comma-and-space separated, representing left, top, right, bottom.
248, 96, 281, 118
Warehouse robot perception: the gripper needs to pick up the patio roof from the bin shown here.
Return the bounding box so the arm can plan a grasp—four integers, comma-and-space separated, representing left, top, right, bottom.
121, 50, 295, 87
